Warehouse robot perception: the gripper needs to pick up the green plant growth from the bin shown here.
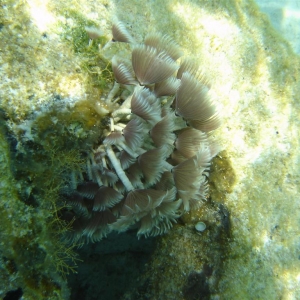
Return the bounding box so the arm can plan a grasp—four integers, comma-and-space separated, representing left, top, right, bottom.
59, 9, 114, 90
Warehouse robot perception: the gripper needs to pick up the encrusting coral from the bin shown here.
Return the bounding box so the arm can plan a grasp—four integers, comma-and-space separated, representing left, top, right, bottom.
64, 22, 221, 243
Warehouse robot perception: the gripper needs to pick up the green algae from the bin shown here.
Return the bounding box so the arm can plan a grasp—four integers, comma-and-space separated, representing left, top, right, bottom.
0, 4, 115, 297
0, 117, 71, 299
59, 9, 114, 90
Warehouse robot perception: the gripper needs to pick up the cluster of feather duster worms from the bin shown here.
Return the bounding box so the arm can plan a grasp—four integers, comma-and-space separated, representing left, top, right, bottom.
66, 22, 221, 243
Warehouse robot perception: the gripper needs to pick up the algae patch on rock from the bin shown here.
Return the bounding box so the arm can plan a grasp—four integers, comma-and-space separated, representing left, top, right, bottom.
209, 150, 237, 202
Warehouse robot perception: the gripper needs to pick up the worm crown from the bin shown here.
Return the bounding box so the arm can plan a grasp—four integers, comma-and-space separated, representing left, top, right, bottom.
66, 22, 221, 243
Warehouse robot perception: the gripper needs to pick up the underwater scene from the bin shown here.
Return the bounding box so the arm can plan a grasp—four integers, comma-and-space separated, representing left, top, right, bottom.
0, 0, 299, 299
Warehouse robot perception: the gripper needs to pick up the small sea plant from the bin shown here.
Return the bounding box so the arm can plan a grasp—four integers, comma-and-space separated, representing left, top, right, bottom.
65, 22, 221, 243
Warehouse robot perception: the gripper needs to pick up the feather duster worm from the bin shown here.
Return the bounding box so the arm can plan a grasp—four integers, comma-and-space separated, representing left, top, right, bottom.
112, 21, 135, 43
65, 22, 221, 243
132, 45, 179, 85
